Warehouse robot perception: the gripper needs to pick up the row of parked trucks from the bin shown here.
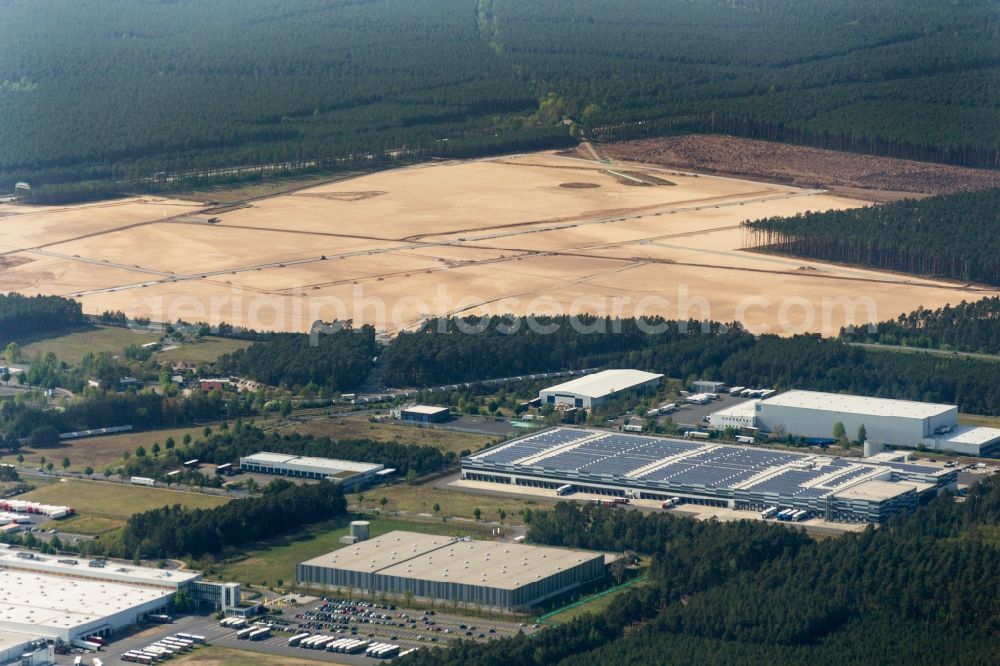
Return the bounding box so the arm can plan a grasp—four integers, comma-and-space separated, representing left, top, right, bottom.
120, 633, 205, 663
287, 634, 413, 658
761, 507, 809, 522
728, 387, 777, 399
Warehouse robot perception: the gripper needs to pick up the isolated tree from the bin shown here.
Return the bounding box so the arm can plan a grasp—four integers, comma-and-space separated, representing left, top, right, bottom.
135, 445, 146, 458
152, 442, 161, 458
1, 371, 9, 386
380, 497, 388, 511
183, 433, 192, 446
473, 507, 482, 521
61, 456, 70, 472
16, 453, 24, 467
857, 424, 868, 446
46, 462, 53, 473
165, 437, 175, 451
4, 342, 20, 364
433, 502, 441, 518
832, 421, 847, 443
498, 508, 507, 526
84, 466, 94, 477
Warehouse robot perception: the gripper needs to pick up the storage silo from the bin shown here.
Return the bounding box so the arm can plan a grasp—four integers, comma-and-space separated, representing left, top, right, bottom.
350, 520, 370, 541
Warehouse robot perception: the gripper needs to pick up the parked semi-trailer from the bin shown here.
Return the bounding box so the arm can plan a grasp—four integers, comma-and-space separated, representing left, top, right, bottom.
761, 507, 778, 519
248, 628, 270, 641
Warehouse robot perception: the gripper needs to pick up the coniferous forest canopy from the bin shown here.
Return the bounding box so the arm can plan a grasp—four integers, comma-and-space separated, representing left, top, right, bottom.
381, 316, 1000, 415
840, 296, 1000, 354
1, 0, 998, 196
744, 189, 1000, 286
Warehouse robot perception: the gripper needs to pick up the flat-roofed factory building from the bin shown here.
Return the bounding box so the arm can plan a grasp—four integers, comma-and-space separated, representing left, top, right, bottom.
740, 390, 1000, 455
540, 369, 663, 409
239, 452, 383, 489
0, 547, 239, 645
297, 531, 607, 610
462, 427, 956, 524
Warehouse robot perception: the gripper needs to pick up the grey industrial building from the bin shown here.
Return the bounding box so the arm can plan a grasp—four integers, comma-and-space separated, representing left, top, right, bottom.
539, 369, 663, 409
297, 531, 607, 610
239, 452, 385, 488
400, 405, 452, 424
710, 390, 1000, 456
462, 428, 956, 524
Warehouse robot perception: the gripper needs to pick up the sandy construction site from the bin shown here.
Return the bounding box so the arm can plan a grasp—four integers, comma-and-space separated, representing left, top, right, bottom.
2, 153, 995, 335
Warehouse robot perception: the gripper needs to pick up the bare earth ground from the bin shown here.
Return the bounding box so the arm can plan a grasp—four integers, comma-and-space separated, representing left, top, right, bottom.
600, 135, 1000, 201
2, 151, 996, 336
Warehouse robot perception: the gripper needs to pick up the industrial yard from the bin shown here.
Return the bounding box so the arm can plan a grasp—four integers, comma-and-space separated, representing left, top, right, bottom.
3, 153, 992, 336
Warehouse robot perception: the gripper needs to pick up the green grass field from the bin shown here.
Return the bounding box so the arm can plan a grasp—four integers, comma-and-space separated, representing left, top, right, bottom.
173, 646, 334, 665
540, 575, 651, 624
364, 483, 551, 525
18, 325, 151, 363
20, 478, 230, 533
204, 516, 491, 587
156, 336, 250, 364
273, 415, 499, 455
1, 424, 213, 473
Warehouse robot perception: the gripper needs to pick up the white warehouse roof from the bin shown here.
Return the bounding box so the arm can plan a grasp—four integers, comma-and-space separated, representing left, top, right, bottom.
762, 390, 955, 419
241, 452, 383, 475
0, 569, 174, 638
402, 405, 450, 415
542, 369, 663, 399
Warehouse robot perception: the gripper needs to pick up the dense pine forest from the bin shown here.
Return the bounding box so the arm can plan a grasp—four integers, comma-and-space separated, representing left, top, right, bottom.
744, 189, 1000, 286
0, 293, 85, 340
215, 325, 377, 393
381, 316, 1000, 414
403, 482, 1000, 665
1, 0, 997, 198
841, 297, 1000, 354
119, 479, 347, 559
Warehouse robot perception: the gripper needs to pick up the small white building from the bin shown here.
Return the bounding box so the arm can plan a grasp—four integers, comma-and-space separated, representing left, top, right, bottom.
539, 369, 663, 409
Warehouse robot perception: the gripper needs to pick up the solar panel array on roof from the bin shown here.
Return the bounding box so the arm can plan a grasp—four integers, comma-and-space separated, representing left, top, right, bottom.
464, 428, 948, 520
637, 446, 798, 487
529, 433, 701, 476
822, 467, 874, 488
745, 468, 829, 495
473, 428, 591, 464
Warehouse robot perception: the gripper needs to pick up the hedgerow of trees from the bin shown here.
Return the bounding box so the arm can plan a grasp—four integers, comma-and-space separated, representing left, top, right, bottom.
119, 478, 346, 559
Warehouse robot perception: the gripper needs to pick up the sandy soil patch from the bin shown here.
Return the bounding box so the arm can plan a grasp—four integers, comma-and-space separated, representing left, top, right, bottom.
3, 152, 995, 335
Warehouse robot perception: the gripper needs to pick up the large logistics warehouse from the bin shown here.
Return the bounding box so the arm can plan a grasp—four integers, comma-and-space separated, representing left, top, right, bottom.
712, 390, 1000, 455
0, 547, 239, 645
539, 369, 663, 409
462, 428, 956, 524
297, 531, 607, 610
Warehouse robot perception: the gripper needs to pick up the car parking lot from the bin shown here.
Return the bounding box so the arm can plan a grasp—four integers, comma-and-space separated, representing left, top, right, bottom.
68, 598, 539, 665
285, 597, 536, 654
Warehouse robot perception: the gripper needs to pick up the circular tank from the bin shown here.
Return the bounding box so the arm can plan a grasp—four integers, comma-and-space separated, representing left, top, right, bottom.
863, 440, 884, 458
350, 520, 370, 541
